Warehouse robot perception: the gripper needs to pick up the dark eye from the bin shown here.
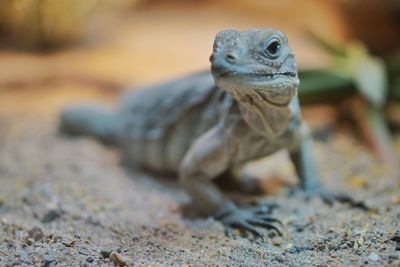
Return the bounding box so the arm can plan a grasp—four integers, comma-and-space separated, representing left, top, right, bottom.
264, 38, 281, 59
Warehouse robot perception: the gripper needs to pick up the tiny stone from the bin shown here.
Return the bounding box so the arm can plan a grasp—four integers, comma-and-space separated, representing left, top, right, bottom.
19, 249, 32, 264
61, 237, 76, 247
43, 250, 56, 267
25, 238, 34, 246
391, 230, 400, 243
273, 254, 284, 262
100, 248, 113, 258
78, 246, 90, 255
28, 226, 44, 241
86, 257, 94, 263
109, 251, 127, 267
271, 236, 282, 246
41, 210, 61, 223
368, 252, 380, 262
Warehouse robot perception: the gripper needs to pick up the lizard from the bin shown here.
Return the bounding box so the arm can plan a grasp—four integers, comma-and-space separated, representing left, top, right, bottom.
60, 28, 360, 238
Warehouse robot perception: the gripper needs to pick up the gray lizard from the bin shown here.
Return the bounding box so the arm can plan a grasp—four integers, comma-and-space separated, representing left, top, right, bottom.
61, 28, 359, 238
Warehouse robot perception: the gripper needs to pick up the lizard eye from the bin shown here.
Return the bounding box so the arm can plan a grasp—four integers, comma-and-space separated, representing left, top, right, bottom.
263, 38, 281, 59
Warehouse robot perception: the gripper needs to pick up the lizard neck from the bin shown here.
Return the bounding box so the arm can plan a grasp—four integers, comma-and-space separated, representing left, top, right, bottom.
215, 79, 297, 137
236, 95, 293, 137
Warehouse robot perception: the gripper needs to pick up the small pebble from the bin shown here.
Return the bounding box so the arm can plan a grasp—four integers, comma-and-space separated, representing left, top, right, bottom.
19, 249, 32, 264
42, 209, 61, 223
25, 238, 34, 246
61, 237, 76, 247
43, 250, 56, 267
368, 252, 380, 262
78, 246, 90, 255
86, 257, 94, 263
109, 251, 127, 267
271, 236, 282, 246
100, 248, 114, 258
28, 226, 44, 241
391, 230, 400, 243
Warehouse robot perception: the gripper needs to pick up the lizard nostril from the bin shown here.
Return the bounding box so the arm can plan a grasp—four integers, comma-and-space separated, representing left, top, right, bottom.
225, 53, 237, 64
209, 54, 214, 62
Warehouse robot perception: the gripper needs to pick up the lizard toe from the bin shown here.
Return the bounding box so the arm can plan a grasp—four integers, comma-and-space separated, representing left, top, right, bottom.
217, 205, 283, 240
306, 187, 370, 211
233, 221, 264, 240
247, 218, 282, 236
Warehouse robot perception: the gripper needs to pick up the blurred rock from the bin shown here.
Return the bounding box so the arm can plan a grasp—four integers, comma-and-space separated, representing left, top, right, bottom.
43, 250, 57, 267
28, 226, 44, 241
41, 209, 61, 223
0, 0, 141, 51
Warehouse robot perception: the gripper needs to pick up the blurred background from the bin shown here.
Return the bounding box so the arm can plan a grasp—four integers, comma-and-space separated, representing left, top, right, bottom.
1, 2, 400, 265
0, 0, 399, 165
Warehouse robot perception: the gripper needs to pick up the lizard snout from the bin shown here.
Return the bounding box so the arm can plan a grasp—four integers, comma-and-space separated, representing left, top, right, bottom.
210, 50, 238, 74
210, 52, 226, 71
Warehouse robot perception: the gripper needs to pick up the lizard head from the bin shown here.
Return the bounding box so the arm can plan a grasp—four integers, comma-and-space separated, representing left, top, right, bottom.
210, 29, 299, 107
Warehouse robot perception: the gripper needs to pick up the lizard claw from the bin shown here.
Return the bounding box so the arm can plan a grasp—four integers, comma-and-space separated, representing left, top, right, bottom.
331, 192, 369, 210
305, 187, 369, 211
215, 204, 283, 240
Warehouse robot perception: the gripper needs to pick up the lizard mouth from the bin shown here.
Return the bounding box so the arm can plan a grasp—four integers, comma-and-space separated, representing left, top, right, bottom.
213, 69, 297, 79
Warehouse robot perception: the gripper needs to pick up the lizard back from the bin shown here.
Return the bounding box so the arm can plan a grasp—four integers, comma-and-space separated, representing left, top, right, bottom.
117, 71, 223, 172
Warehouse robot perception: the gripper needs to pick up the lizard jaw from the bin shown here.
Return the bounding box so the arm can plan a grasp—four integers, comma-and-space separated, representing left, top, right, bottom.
214, 72, 299, 107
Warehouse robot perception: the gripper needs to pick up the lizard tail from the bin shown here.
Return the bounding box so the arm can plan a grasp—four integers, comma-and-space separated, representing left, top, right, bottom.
60, 104, 118, 145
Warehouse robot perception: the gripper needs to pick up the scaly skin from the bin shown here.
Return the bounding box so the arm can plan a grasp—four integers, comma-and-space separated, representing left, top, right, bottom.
61, 29, 362, 239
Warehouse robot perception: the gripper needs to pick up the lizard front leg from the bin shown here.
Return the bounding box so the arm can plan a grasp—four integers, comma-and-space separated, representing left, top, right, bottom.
289, 125, 368, 209
179, 126, 281, 239
289, 125, 321, 194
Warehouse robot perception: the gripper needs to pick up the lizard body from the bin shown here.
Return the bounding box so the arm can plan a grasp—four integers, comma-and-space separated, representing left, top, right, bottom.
61, 29, 348, 238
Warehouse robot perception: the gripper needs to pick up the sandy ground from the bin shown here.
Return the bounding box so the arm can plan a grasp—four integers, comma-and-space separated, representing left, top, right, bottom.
0, 82, 399, 267
0, 3, 399, 266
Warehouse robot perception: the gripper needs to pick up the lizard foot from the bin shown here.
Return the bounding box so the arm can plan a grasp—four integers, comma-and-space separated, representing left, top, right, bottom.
215, 204, 282, 239
305, 187, 369, 211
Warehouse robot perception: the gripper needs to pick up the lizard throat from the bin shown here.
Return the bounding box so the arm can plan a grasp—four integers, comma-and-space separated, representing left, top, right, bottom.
225, 83, 297, 108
